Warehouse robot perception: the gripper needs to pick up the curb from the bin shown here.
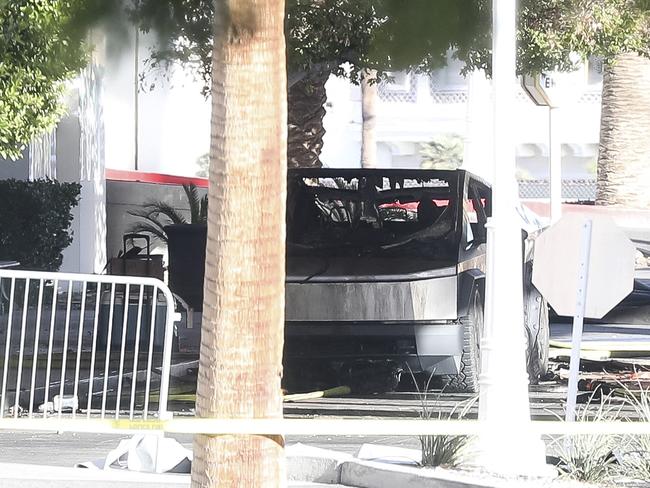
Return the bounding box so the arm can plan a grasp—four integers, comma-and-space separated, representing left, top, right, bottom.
286, 443, 353, 484
341, 460, 481, 488
0, 462, 189, 488
0, 444, 584, 488
287, 444, 582, 488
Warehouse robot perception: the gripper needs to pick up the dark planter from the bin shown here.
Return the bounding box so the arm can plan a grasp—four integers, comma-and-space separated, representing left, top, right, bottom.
164, 224, 207, 311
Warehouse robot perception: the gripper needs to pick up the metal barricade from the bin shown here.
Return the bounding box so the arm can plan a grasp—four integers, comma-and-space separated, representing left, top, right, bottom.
0, 269, 179, 423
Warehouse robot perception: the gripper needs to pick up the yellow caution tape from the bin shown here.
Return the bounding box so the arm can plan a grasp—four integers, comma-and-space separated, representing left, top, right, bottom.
111, 419, 167, 431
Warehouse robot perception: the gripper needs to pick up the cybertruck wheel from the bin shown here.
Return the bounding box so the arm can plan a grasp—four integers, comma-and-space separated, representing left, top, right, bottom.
443, 287, 483, 393
523, 265, 550, 383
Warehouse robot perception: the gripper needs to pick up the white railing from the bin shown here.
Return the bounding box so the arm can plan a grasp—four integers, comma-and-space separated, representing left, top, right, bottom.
0, 269, 179, 422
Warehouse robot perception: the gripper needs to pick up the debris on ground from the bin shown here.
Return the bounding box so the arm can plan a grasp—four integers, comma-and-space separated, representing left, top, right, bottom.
75, 434, 191, 473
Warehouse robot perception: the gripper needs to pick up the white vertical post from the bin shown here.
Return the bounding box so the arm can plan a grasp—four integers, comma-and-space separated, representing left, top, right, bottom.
474, 0, 549, 475
565, 219, 592, 422
463, 70, 494, 183
549, 107, 562, 223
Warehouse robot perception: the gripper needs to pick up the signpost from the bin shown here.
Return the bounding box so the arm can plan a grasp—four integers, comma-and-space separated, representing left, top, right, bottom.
532, 213, 636, 420
521, 65, 587, 108
473, 0, 549, 476
522, 64, 587, 223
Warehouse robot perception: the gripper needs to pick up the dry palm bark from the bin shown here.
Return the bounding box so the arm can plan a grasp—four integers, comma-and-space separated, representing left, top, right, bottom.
597, 52, 650, 209
287, 72, 328, 168
191, 0, 287, 486
360, 69, 378, 168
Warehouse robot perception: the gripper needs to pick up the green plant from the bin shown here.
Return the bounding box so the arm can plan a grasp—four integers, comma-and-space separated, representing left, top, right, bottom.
128, 183, 207, 244
0, 0, 93, 160
195, 153, 209, 178
608, 379, 650, 482
617, 435, 650, 483
419, 135, 464, 171
0, 179, 80, 271
550, 391, 626, 484
412, 370, 475, 468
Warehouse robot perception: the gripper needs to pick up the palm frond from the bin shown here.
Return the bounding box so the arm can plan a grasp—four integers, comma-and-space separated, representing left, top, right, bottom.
127, 202, 186, 244
126, 188, 207, 248
128, 222, 169, 244
199, 194, 208, 224
183, 184, 202, 224
134, 201, 187, 225
126, 207, 171, 243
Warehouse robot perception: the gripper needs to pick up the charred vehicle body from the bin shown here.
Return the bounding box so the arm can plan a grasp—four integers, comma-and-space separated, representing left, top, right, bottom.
284, 168, 549, 393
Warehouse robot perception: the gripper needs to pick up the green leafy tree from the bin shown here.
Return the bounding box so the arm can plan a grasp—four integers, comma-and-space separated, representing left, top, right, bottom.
195, 152, 209, 177
420, 134, 464, 170
58, 0, 650, 202
127, 0, 469, 168
0, 0, 90, 160
458, 0, 650, 208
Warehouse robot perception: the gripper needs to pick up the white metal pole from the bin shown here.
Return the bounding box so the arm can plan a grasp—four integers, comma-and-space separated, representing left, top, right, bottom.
474, 0, 549, 475
134, 19, 140, 172
549, 107, 562, 223
565, 219, 592, 422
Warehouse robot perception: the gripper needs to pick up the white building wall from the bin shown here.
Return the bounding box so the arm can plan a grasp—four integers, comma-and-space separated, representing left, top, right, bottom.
1, 35, 606, 274
102, 29, 211, 176
321, 59, 603, 183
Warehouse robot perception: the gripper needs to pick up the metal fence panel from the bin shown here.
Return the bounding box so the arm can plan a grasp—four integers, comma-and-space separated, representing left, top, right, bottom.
0, 270, 178, 422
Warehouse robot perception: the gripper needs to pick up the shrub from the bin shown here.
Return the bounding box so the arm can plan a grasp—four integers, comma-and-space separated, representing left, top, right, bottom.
550, 391, 626, 484
613, 379, 650, 482
413, 370, 475, 468
0, 179, 81, 271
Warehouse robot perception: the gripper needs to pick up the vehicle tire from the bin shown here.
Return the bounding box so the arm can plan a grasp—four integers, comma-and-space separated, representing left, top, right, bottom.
443, 287, 483, 393
523, 263, 550, 383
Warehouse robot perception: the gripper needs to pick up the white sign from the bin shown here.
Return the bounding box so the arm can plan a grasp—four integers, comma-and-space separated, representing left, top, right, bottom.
521, 62, 588, 108
532, 213, 636, 319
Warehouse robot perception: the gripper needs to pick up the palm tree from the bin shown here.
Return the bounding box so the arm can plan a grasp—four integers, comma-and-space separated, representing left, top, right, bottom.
191, 0, 287, 486
420, 134, 464, 170
360, 68, 378, 168
128, 184, 207, 243
288, 72, 329, 168
596, 52, 650, 209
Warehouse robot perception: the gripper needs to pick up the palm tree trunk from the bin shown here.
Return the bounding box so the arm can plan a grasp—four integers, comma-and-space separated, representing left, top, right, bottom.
597, 52, 650, 208
287, 71, 328, 168
360, 69, 378, 168
191, 0, 287, 486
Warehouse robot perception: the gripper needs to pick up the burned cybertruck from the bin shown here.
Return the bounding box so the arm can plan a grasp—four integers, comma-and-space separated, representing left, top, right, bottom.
284, 168, 548, 393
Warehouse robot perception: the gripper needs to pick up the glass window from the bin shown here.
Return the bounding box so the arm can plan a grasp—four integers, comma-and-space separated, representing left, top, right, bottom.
287, 172, 460, 260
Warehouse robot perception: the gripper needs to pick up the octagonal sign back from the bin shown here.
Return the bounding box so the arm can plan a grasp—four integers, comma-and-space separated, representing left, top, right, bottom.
532, 213, 635, 319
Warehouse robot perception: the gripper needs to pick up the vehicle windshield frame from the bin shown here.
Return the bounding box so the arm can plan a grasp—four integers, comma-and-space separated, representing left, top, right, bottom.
286, 169, 464, 260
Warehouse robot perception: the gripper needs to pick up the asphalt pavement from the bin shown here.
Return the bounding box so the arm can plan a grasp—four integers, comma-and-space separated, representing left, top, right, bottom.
0, 431, 419, 467
0, 430, 412, 488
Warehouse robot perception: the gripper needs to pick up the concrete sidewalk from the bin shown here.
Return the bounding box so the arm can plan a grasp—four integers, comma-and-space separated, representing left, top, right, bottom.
0, 431, 417, 467
0, 462, 352, 488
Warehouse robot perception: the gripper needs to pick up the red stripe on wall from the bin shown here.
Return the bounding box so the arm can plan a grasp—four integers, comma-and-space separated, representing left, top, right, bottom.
106, 169, 208, 188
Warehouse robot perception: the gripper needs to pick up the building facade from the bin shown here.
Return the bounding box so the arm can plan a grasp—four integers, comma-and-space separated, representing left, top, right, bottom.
0, 33, 605, 273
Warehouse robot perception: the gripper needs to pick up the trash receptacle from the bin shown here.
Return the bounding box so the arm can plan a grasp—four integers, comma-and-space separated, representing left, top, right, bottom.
98, 287, 168, 352
164, 224, 207, 311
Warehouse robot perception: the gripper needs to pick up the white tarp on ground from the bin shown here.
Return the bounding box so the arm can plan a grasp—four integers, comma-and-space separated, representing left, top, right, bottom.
76, 434, 192, 474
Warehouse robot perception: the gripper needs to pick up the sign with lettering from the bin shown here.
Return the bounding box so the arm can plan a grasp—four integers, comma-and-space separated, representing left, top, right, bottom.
521, 62, 588, 108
